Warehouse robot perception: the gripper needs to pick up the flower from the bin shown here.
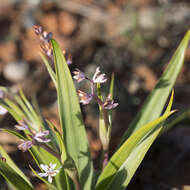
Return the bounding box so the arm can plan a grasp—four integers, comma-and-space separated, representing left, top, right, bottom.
40, 43, 53, 57
34, 25, 52, 43
38, 163, 60, 183
103, 94, 118, 110
15, 121, 28, 131
0, 105, 7, 115
18, 140, 33, 152
66, 54, 72, 65
92, 67, 107, 83
77, 90, 93, 105
0, 154, 6, 162
33, 130, 51, 143
73, 69, 85, 83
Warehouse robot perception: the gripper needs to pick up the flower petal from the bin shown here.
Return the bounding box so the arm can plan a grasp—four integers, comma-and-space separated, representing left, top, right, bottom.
49, 163, 56, 170
0, 105, 7, 115
48, 176, 53, 183
38, 172, 48, 177
40, 164, 48, 172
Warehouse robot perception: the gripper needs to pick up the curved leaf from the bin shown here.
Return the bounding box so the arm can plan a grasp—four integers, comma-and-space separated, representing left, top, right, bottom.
96, 110, 174, 189
0, 146, 33, 190
51, 39, 93, 189
120, 30, 190, 144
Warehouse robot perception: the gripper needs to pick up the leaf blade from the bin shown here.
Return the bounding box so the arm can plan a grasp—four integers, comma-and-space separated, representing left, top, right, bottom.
51, 39, 93, 189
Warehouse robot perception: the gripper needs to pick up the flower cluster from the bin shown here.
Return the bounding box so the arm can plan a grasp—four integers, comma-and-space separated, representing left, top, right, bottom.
34, 26, 72, 65
15, 121, 51, 152
38, 163, 60, 183
73, 67, 118, 109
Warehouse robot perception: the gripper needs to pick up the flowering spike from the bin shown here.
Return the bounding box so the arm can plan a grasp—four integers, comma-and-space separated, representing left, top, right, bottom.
73, 69, 85, 83
34, 25, 52, 43
92, 67, 107, 83
77, 90, 93, 105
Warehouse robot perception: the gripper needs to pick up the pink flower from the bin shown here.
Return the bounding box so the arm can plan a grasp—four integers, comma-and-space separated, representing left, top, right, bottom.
66, 54, 72, 65
15, 121, 28, 131
33, 130, 51, 143
77, 90, 93, 105
103, 94, 118, 110
73, 69, 85, 83
0, 154, 6, 162
92, 67, 107, 83
40, 43, 53, 57
34, 25, 52, 43
18, 140, 33, 152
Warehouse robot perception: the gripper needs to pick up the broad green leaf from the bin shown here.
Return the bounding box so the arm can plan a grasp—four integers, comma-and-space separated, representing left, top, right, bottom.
96, 110, 174, 189
100, 89, 174, 190
51, 39, 93, 189
0, 146, 33, 190
120, 30, 190, 144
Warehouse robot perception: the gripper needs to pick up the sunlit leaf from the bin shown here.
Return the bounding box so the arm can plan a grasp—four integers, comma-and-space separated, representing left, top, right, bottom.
51, 39, 93, 189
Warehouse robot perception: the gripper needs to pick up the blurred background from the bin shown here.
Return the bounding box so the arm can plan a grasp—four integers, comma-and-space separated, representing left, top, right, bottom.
0, 0, 190, 189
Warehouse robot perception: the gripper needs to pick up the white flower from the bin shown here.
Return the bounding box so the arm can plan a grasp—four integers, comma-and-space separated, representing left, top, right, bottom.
38, 163, 60, 183
92, 67, 107, 83
0, 105, 7, 115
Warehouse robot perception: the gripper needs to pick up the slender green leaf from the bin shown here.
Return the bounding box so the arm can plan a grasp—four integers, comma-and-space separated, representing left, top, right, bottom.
46, 120, 67, 163
120, 30, 190, 144
108, 73, 115, 133
97, 83, 109, 153
101, 90, 174, 190
160, 109, 190, 136
51, 39, 93, 189
40, 53, 57, 87
96, 111, 174, 189
0, 146, 33, 190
